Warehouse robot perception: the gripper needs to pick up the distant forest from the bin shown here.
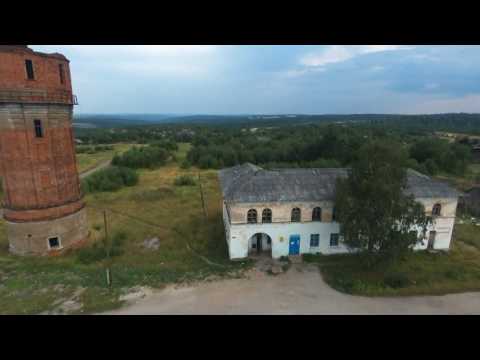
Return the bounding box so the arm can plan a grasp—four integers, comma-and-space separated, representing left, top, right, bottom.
74, 113, 480, 134
74, 113, 479, 180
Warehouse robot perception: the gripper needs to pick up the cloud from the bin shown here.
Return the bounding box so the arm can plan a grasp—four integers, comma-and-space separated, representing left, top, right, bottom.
32, 45, 219, 78
370, 65, 386, 72
27, 45, 480, 114
300, 45, 414, 68
408, 94, 480, 114
66, 45, 217, 58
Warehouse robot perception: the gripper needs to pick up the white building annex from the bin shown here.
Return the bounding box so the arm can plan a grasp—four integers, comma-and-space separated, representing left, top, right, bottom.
218, 163, 460, 260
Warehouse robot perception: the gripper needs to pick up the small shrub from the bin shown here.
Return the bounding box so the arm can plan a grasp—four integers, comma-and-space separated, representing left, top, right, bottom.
383, 272, 411, 289
76, 242, 108, 264
82, 166, 139, 193
76, 231, 127, 264
281, 263, 291, 272
333, 277, 356, 293
174, 175, 196, 186
150, 140, 178, 152
424, 158, 440, 176
302, 253, 322, 263
180, 160, 192, 169
351, 279, 370, 293
444, 268, 466, 280
112, 146, 170, 169
77, 145, 114, 154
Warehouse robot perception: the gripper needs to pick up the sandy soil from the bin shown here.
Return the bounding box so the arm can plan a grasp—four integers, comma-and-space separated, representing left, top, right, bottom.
103, 263, 480, 315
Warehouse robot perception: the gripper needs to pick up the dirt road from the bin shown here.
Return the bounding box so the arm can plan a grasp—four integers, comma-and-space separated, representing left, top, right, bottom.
104, 263, 480, 315
79, 160, 111, 179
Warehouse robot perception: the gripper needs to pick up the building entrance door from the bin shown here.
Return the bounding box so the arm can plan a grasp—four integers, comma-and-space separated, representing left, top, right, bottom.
428, 231, 436, 250
289, 235, 300, 255
256, 233, 262, 253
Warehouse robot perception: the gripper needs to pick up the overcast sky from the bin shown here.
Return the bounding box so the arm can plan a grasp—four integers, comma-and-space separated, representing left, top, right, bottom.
31, 45, 480, 115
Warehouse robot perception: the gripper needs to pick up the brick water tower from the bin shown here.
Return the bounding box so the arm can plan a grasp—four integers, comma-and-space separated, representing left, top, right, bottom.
0, 45, 88, 255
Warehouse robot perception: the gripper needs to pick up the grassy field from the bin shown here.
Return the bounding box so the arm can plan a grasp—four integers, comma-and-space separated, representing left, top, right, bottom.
76, 143, 134, 173
434, 163, 480, 192
304, 219, 480, 297
0, 143, 251, 314
1, 143, 480, 313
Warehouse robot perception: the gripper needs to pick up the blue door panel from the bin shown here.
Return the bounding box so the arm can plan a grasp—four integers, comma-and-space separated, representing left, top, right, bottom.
289, 235, 300, 255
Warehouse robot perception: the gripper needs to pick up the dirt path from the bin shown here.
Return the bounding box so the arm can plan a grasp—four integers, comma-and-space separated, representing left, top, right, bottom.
103, 263, 480, 315
79, 160, 112, 179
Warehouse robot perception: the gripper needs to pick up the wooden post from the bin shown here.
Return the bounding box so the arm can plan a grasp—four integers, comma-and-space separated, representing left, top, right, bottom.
198, 173, 208, 220
104, 210, 111, 287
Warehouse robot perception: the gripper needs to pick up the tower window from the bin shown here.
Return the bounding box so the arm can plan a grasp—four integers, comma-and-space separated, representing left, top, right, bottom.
25, 59, 35, 80
48, 237, 61, 249
59, 63, 65, 84
34, 120, 43, 138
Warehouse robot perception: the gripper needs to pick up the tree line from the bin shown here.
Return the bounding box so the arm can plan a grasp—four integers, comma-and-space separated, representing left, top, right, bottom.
184, 124, 473, 176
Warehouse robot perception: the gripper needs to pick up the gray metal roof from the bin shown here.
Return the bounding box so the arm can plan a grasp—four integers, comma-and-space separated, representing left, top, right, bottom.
219, 163, 460, 203
404, 169, 461, 199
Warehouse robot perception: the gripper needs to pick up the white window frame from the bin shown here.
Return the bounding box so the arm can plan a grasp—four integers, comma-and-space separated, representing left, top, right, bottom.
329, 233, 340, 247
47, 236, 63, 250
310, 234, 320, 248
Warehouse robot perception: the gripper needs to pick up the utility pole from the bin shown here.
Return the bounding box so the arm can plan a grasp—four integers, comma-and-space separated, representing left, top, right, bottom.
198, 173, 208, 220
104, 210, 112, 287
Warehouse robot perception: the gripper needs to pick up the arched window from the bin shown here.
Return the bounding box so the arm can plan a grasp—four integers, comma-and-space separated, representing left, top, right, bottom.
432, 203, 442, 216
247, 209, 257, 224
312, 207, 322, 221
262, 208, 272, 223
291, 208, 301, 222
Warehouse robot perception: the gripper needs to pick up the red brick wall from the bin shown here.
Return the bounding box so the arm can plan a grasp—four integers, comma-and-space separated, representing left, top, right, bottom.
0, 47, 83, 222
0, 119, 82, 211
0, 46, 72, 104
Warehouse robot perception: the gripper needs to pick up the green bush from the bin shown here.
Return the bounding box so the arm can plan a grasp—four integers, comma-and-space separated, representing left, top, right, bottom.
475, 173, 480, 184
94, 145, 114, 152
150, 140, 178, 151
383, 272, 410, 289
424, 158, 439, 175
82, 166, 139, 193
112, 146, 170, 169
76, 145, 114, 154
76, 146, 91, 154
180, 160, 192, 169
76, 231, 127, 264
444, 268, 466, 280
174, 175, 196, 186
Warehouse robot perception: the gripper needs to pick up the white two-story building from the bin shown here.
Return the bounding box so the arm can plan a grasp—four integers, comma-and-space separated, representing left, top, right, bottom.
219, 163, 459, 260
